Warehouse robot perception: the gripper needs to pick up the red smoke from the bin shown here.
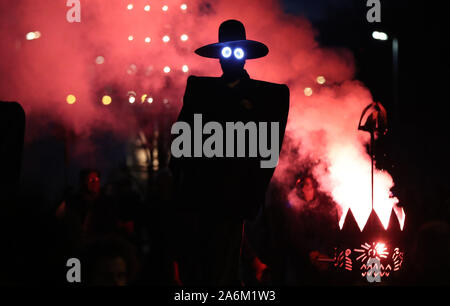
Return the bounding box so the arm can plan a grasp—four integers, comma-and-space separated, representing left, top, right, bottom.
0, 0, 402, 228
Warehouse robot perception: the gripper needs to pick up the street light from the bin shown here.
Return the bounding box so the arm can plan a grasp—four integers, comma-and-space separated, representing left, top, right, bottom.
372, 31, 399, 122
372, 31, 388, 41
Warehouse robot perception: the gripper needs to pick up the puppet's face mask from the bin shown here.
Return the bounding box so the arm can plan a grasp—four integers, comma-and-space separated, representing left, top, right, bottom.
219, 46, 246, 76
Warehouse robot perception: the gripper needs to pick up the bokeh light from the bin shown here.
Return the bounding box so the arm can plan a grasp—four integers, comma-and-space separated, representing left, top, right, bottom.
26, 31, 41, 40
317, 76, 326, 84
304, 87, 313, 96
102, 95, 112, 105
66, 94, 76, 104
95, 56, 105, 65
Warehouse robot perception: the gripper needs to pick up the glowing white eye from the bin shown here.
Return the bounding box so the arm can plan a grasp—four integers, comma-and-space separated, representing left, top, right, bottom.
221, 47, 232, 58
234, 48, 245, 60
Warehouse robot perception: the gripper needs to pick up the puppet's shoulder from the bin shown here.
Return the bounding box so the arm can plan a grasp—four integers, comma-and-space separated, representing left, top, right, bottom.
186, 75, 221, 88
249, 79, 289, 96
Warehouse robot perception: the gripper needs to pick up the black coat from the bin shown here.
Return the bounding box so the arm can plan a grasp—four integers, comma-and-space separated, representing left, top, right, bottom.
170, 71, 289, 219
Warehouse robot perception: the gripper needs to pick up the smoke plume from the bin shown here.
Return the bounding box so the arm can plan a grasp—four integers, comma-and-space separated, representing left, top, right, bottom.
0, 0, 401, 228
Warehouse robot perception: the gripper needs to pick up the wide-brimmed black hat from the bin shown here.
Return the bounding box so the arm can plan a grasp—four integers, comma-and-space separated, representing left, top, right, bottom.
195, 19, 269, 59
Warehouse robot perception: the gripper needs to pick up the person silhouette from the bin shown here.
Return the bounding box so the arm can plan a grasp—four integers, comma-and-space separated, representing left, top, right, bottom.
169, 19, 290, 286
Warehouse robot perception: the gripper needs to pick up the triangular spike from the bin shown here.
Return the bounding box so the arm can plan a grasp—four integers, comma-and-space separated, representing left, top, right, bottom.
363, 209, 386, 241
387, 207, 401, 233
339, 208, 363, 245
341, 208, 360, 233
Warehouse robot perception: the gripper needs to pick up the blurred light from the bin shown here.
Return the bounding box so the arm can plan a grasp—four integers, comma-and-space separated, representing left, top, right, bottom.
304, 87, 313, 97
317, 76, 326, 85
145, 37, 151, 43
66, 94, 76, 104
221, 47, 232, 58
162, 5, 168, 11
147, 97, 154, 104
163, 66, 171, 73
128, 35, 134, 41
144, 5, 150, 11
180, 4, 187, 10
375, 242, 388, 257
141, 94, 148, 103
372, 31, 388, 41
180, 34, 189, 41
102, 95, 112, 105
95, 56, 105, 65
162, 35, 170, 43
182, 65, 189, 73
145, 66, 153, 76
153, 147, 159, 171
163, 98, 169, 104
26, 31, 41, 40
26, 32, 36, 40
234, 48, 245, 60
127, 4, 133, 10
127, 64, 137, 75
128, 91, 136, 104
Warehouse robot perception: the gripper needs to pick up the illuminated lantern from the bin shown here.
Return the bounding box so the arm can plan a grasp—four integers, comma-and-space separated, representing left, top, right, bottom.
333, 102, 405, 283
334, 207, 405, 283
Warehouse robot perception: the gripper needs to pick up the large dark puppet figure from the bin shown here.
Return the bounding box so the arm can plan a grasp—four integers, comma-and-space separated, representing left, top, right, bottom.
169, 20, 290, 285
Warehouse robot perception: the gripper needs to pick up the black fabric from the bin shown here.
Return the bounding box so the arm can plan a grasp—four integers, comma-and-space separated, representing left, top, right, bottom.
0, 101, 25, 201
0, 101, 25, 284
173, 211, 244, 286
194, 19, 269, 59
170, 72, 290, 220
194, 39, 269, 59
169, 72, 289, 285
